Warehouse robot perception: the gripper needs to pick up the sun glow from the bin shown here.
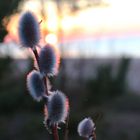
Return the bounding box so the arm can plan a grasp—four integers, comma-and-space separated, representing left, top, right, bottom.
60, 0, 140, 40
45, 33, 58, 45
4, 0, 140, 58
6, 0, 140, 42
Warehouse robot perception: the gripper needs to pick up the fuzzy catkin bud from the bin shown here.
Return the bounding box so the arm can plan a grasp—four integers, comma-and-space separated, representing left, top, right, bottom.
78, 118, 95, 138
38, 44, 60, 76
27, 70, 45, 101
47, 91, 68, 124
18, 11, 40, 48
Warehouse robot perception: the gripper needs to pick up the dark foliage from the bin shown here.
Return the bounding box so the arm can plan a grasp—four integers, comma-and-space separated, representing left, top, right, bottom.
0, 0, 21, 41
86, 58, 131, 106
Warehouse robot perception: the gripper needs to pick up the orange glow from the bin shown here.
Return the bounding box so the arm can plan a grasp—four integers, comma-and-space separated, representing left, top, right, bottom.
4, 14, 19, 43
5, 1, 59, 44
5, 0, 140, 44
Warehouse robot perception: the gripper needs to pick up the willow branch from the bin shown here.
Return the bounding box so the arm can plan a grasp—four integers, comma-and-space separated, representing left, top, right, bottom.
32, 47, 59, 140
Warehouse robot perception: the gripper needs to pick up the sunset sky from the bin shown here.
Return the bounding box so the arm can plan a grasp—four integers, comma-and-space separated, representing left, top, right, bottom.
2, 0, 140, 58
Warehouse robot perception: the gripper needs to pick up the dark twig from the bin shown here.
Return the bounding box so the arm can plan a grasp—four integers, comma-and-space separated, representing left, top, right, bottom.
64, 115, 69, 140
52, 124, 59, 140
32, 48, 39, 65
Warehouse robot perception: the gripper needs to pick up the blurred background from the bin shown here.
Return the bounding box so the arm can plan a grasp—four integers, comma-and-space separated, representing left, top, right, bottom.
0, 0, 140, 140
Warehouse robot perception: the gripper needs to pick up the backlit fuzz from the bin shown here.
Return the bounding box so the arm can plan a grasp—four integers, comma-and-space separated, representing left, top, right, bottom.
18, 11, 40, 48
44, 95, 69, 133
17, 10, 99, 140
78, 118, 96, 139
46, 91, 68, 124
27, 70, 45, 102
38, 44, 60, 76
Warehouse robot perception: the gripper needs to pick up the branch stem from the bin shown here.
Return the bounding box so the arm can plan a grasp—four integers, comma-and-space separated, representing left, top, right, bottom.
43, 76, 49, 96
52, 124, 59, 140
32, 47, 60, 140
64, 115, 69, 140
32, 48, 39, 66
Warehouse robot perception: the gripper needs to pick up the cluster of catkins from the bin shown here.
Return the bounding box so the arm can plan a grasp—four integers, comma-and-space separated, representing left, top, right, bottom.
18, 11, 96, 140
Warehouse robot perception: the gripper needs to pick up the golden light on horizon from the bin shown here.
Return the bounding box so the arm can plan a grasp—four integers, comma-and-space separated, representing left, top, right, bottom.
45, 33, 58, 45
5, 0, 59, 43
5, 0, 140, 43
3, 0, 140, 58
23, 0, 41, 14
46, 2, 58, 33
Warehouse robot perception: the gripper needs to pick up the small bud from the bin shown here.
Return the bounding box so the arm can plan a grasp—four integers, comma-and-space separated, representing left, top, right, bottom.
27, 70, 45, 101
38, 44, 60, 76
47, 91, 68, 124
78, 118, 95, 138
18, 11, 40, 48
